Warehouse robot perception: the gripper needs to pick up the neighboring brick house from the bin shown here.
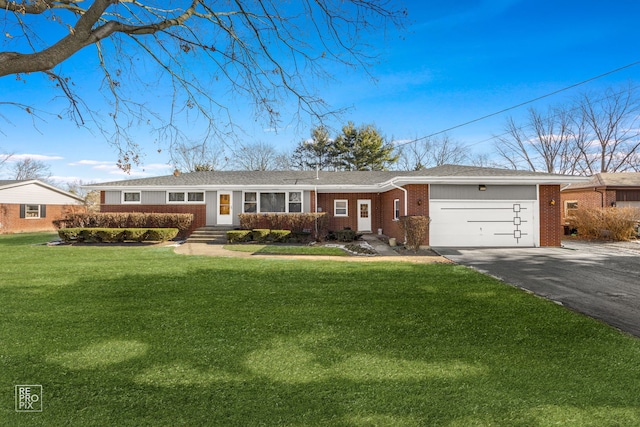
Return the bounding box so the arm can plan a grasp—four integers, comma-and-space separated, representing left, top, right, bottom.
87, 165, 586, 247
560, 173, 640, 223
0, 180, 85, 233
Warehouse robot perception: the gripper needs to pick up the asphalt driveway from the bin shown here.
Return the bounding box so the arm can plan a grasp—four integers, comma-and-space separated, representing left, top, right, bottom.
435, 240, 640, 338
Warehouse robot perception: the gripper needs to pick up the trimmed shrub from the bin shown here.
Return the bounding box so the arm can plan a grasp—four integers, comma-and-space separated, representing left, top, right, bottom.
238, 214, 262, 230
399, 215, 431, 252
145, 228, 179, 241
238, 213, 328, 240
53, 213, 193, 238
269, 230, 291, 243
226, 230, 252, 243
569, 207, 640, 241
252, 229, 271, 243
57, 228, 178, 243
334, 229, 361, 242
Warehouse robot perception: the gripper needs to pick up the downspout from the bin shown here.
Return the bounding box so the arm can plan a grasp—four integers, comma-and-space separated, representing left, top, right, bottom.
594, 187, 605, 208
314, 185, 319, 239
390, 180, 408, 244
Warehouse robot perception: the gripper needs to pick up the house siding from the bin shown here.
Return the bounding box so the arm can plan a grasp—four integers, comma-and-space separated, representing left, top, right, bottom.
539, 185, 562, 247
430, 184, 536, 200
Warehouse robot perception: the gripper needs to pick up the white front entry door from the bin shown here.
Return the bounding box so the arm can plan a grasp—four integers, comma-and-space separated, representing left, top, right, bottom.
357, 199, 372, 232
217, 192, 233, 225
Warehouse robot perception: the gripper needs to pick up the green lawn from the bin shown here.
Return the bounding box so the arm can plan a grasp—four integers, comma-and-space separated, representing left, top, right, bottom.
223, 243, 348, 256
2, 233, 640, 426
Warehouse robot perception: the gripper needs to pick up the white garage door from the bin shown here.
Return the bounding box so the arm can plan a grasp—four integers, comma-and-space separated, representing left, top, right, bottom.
430, 200, 536, 247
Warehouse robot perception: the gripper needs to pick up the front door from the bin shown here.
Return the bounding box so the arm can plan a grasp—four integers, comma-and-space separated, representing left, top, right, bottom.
357, 199, 372, 232
218, 192, 233, 225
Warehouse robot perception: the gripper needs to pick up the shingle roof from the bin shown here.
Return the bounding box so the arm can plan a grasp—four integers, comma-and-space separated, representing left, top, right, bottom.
563, 172, 640, 190
88, 165, 577, 188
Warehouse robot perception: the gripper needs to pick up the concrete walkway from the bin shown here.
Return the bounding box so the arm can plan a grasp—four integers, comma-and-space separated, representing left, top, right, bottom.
173, 235, 449, 264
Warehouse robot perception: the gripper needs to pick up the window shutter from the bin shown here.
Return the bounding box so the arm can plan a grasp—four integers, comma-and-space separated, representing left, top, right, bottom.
20, 204, 25, 218
40, 205, 47, 218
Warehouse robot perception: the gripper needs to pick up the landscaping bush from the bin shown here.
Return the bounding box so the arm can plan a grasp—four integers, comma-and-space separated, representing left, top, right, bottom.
226, 230, 252, 243
333, 229, 361, 242
238, 213, 328, 240
269, 230, 291, 243
252, 229, 271, 243
399, 215, 431, 252
57, 228, 178, 243
569, 207, 640, 241
53, 213, 193, 238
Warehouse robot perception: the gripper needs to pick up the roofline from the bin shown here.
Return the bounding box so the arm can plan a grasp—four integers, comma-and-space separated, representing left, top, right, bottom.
0, 179, 85, 202
88, 174, 589, 192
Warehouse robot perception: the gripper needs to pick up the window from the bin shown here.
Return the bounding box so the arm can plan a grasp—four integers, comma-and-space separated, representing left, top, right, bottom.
25, 204, 41, 218
167, 191, 205, 203
565, 200, 578, 217
393, 199, 400, 220
188, 192, 204, 202
289, 192, 302, 213
260, 192, 286, 212
244, 192, 257, 213
334, 199, 348, 216
243, 191, 305, 213
123, 192, 141, 203
168, 192, 185, 202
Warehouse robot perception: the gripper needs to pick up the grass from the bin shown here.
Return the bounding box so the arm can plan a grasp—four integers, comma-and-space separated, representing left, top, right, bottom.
2, 232, 640, 426
223, 243, 348, 256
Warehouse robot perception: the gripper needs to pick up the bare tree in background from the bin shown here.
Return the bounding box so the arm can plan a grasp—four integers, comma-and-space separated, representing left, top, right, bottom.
496, 84, 640, 174
395, 135, 468, 171
573, 84, 640, 173
232, 142, 288, 171
11, 158, 52, 181
66, 180, 100, 211
171, 140, 228, 172
496, 107, 578, 174
0, 1, 406, 170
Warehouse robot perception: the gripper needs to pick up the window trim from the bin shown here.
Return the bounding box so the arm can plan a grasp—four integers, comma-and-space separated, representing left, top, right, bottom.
564, 200, 578, 217
242, 191, 305, 213
25, 204, 41, 219
334, 199, 348, 217
393, 198, 400, 221
166, 191, 205, 204
122, 191, 141, 204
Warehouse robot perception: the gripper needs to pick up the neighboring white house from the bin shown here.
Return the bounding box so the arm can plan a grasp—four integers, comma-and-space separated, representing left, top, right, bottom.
0, 180, 85, 233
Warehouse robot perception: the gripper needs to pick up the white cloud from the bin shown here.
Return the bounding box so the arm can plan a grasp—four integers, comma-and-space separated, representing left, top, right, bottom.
1, 153, 64, 162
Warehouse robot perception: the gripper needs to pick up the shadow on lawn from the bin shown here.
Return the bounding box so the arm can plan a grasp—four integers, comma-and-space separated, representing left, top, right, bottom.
4, 260, 640, 425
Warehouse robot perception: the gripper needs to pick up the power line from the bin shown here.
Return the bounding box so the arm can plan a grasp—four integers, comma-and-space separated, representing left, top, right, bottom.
399, 60, 640, 147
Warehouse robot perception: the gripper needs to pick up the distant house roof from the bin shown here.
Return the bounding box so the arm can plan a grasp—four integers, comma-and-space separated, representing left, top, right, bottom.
563, 172, 640, 191
0, 179, 85, 202
87, 165, 587, 192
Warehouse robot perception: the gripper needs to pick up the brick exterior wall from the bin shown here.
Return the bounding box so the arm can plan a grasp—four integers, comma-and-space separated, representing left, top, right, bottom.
100, 204, 206, 235
539, 185, 562, 247
380, 184, 430, 245
560, 189, 616, 223
0, 204, 85, 234
316, 193, 383, 233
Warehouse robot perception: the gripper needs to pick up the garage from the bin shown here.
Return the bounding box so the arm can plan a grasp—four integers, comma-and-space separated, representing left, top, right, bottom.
429, 184, 538, 247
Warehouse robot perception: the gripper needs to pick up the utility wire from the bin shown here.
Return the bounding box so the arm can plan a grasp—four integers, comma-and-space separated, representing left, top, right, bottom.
398, 60, 640, 147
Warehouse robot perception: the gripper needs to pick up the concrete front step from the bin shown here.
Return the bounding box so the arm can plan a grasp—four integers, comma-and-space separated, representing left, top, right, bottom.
186, 226, 233, 243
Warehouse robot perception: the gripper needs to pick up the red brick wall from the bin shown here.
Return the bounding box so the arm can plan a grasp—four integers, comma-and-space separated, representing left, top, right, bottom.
560, 189, 616, 222
316, 193, 382, 233
100, 204, 206, 235
539, 185, 562, 247
0, 204, 85, 234
380, 184, 430, 245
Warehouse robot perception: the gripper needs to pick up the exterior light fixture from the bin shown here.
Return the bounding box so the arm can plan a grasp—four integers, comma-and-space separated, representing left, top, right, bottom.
549, 199, 556, 206
478, 185, 486, 191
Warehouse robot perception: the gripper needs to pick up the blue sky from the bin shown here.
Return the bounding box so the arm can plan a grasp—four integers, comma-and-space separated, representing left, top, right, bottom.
1, 0, 639, 185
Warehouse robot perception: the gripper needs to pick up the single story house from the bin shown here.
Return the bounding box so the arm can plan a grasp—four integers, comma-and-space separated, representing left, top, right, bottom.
0, 179, 85, 233
87, 165, 587, 247
560, 172, 640, 220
